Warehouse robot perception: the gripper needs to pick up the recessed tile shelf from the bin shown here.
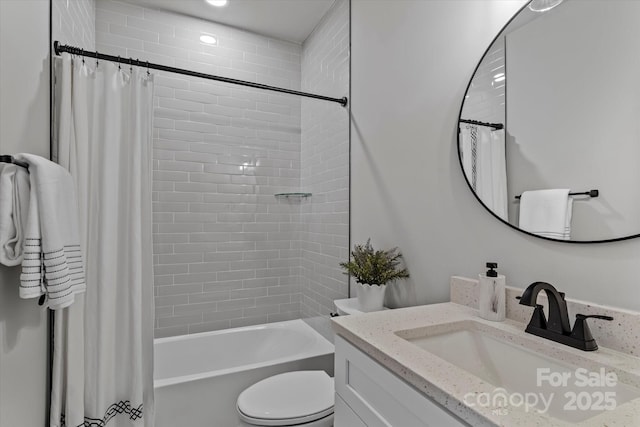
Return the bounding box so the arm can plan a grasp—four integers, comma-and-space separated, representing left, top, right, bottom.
274, 192, 312, 199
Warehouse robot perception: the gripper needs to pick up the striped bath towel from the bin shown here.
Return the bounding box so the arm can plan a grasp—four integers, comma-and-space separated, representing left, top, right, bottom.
14, 154, 85, 309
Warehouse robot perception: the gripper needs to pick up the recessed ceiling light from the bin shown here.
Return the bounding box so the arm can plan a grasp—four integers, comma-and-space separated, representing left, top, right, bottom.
205, 0, 228, 7
528, 0, 563, 13
199, 34, 217, 45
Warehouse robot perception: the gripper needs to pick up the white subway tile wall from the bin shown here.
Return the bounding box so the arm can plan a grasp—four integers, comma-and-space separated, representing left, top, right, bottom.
300, 0, 350, 317
461, 37, 505, 124
52, 0, 96, 50
95, 0, 348, 337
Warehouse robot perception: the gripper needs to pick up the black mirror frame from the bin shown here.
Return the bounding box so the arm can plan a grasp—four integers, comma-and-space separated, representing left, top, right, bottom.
456, 0, 640, 244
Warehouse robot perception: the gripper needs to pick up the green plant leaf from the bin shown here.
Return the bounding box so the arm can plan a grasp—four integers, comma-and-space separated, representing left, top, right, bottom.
339, 239, 410, 286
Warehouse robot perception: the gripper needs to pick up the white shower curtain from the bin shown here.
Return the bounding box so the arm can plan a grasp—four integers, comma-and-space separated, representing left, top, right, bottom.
460, 125, 508, 221
51, 54, 154, 427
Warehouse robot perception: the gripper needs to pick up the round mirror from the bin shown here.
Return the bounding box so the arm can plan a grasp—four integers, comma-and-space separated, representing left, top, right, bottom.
458, 0, 640, 243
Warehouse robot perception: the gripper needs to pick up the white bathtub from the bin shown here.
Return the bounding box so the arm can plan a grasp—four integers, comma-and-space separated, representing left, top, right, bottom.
154, 319, 335, 427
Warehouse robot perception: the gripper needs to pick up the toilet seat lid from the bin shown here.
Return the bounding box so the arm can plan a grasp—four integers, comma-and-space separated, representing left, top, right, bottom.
237, 371, 334, 423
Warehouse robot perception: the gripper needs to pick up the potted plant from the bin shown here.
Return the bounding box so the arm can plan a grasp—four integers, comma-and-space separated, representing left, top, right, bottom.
340, 239, 410, 312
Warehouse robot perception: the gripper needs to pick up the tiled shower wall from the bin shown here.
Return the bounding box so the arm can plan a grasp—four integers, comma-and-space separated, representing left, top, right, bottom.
96, 0, 305, 337
95, 0, 349, 336
460, 36, 505, 124
300, 0, 350, 317
52, 0, 95, 50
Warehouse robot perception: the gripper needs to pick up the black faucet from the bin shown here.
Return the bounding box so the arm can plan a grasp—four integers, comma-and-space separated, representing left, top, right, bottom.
518, 282, 613, 351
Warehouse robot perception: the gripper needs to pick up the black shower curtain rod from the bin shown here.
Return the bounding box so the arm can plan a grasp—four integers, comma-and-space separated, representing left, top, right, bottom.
53, 41, 348, 107
459, 119, 504, 130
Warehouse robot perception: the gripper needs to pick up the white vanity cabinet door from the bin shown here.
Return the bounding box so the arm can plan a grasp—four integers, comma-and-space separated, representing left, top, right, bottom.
334, 336, 468, 427
335, 393, 367, 427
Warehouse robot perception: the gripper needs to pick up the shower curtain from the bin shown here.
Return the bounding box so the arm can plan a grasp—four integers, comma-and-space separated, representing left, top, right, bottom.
51, 54, 154, 427
460, 125, 508, 221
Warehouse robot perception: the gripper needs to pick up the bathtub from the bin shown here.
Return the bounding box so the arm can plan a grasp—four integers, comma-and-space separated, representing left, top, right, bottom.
154, 319, 335, 427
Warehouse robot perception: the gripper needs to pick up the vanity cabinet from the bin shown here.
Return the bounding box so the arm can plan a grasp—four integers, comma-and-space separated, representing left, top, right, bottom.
334, 336, 468, 427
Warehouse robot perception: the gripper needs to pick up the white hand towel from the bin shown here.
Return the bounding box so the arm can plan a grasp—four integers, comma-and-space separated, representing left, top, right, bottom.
0, 163, 30, 266
563, 198, 574, 240
14, 153, 86, 309
519, 189, 572, 240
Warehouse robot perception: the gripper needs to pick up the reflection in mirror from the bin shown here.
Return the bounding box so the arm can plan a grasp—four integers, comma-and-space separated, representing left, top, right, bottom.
458, 0, 640, 242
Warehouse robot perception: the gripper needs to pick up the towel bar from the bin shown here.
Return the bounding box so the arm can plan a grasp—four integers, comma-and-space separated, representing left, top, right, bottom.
0, 155, 29, 170
515, 190, 599, 200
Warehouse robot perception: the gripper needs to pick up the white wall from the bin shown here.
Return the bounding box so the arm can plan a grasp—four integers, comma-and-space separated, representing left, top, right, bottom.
52, 0, 95, 49
351, 0, 640, 312
0, 1, 50, 426
506, 0, 640, 240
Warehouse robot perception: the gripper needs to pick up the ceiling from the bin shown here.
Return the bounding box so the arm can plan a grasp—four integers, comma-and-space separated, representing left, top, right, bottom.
121, 0, 335, 44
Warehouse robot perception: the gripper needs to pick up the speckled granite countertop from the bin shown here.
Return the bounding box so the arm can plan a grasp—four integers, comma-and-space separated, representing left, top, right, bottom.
331, 302, 640, 426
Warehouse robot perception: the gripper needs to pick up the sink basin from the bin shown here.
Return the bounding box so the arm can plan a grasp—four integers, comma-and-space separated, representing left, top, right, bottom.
395, 320, 640, 423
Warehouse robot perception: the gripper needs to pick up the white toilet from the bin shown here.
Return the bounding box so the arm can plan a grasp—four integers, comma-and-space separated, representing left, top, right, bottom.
236, 371, 334, 426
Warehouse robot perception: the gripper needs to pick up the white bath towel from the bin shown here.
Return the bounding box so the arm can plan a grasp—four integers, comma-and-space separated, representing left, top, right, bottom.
14, 153, 86, 309
563, 198, 574, 240
0, 163, 30, 266
519, 189, 573, 240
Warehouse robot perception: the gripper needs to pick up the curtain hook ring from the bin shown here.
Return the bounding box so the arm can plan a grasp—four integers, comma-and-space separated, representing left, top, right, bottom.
118, 56, 121, 70
95, 50, 99, 68
146, 60, 150, 76
129, 57, 133, 72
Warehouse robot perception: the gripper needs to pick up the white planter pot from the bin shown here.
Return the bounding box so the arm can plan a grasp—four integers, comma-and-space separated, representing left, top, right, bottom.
356, 283, 387, 312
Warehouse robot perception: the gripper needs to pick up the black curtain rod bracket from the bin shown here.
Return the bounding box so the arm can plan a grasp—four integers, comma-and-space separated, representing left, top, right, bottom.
460, 119, 504, 130
515, 189, 599, 200
53, 41, 348, 107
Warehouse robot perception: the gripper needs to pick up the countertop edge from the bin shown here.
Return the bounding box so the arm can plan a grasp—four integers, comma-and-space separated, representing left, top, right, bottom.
330, 302, 640, 427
